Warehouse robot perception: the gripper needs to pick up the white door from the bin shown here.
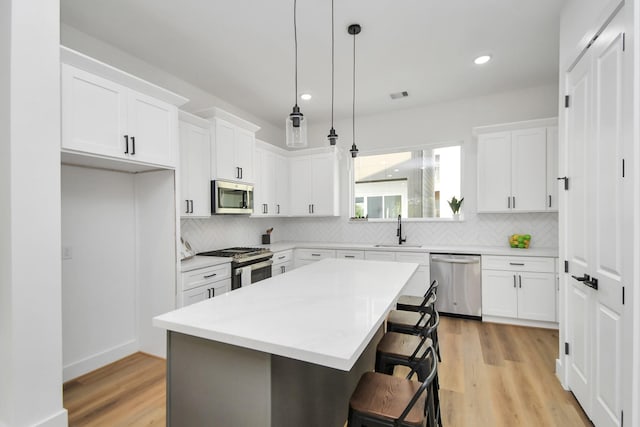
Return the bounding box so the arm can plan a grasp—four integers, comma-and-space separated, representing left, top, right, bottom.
480, 270, 518, 318
253, 149, 267, 215
235, 128, 255, 183
566, 42, 594, 415
187, 125, 211, 217
565, 15, 626, 427
275, 154, 290, 215
127, 91, 176, 167
310, 154, 336, 215
590, 26, 625, 427
511, 128, 547, 211
477, 132, 512, 212
61, 64, 128, 158
179, 123, 192, 216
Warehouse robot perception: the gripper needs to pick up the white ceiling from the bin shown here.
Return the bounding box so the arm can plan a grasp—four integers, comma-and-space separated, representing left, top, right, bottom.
60, 0, 565, 128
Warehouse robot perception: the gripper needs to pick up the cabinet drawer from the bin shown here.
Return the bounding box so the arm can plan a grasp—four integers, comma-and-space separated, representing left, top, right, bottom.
482, 256, 555, 273
336, 250, 365, 260
295, 248, 336, 261
273, 250, 293, 265
272, 261, 294, 277
181, 263, 231, 291
395, 252, 429, 265
364, 251, 396, 262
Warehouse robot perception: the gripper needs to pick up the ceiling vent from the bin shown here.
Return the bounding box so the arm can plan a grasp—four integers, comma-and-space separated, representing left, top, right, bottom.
390, 91, 409, 100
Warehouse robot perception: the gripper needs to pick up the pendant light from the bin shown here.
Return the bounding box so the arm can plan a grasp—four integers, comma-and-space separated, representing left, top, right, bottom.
286, 0, 308, 148
327, 0, 338, 146
348, 24, 361, 158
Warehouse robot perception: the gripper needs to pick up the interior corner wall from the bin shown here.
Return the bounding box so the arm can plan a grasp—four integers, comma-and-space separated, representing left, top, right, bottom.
60, 24, 285, 145
1, 0, 67, 426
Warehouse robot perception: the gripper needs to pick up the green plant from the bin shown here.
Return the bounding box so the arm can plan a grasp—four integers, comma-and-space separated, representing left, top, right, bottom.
448, 196, 464, 214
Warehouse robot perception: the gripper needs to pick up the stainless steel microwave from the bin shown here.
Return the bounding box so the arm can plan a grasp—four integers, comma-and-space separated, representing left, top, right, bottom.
211, 180, 254, 214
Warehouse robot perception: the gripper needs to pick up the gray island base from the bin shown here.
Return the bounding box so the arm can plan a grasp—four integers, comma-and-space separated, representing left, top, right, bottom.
167, 326, 383, 427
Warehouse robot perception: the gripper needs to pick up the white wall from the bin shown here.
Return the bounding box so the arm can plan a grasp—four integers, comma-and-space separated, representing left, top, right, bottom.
61, 166, 138, 381
60, 24, 285, 145
0, 1, 67, 426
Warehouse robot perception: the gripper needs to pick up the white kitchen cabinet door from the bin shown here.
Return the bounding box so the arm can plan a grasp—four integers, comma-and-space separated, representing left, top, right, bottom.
477, 132, 512, 212
289, 157, 312, 215
127, 91, 176, 167
546, 127, 559, 211
275, 154, 290, 215
61, 64, 128, 158
481, 270, 518, 318
511, 128, 547, 211
401, 265, 430, 297
235, 128, 255, 183
272, 261, 293, 277
213, 119, 238, 181
253, 148, 271, 216
181, 279, 231, 307
517, 272, 556, 322
310, 154, 338, 216
179, 120, 211, 217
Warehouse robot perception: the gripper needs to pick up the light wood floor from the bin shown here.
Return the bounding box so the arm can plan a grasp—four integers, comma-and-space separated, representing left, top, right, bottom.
63, 317, 592, 426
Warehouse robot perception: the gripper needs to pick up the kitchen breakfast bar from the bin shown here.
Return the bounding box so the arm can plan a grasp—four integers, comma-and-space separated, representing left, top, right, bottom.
153, 258, 419, 427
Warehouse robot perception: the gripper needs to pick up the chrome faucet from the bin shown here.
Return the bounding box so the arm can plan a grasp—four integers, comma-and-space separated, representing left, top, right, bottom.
397, 214, 407, 245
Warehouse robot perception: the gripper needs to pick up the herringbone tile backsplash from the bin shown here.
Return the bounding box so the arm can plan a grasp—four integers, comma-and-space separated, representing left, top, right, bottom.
181, 213, 558, 251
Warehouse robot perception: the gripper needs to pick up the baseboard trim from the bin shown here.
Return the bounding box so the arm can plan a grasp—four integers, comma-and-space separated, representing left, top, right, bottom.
482, 315, 559, 330
33, 408, 68, 427
63, 339, 138, 382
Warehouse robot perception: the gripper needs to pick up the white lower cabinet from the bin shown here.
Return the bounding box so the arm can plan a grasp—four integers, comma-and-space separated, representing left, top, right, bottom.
272, 250, 294, 277
482, 255, 557, 324
364, 251, 430, 296
179, 263, 231, 308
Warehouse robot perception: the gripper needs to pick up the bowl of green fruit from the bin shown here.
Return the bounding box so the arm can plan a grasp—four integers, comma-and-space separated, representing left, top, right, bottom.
509, 234, 531, 248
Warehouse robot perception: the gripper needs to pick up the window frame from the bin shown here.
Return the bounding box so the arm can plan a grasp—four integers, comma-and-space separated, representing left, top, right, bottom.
348, 140, 466, 222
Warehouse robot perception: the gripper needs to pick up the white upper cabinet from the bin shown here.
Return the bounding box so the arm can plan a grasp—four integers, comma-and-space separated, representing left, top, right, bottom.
61, 62, 181, 168
476, 119, 558, 213
289, 150, 339, 217
203, 108, 260, 183
253, 141, 289, 217
179, 112, 211, 217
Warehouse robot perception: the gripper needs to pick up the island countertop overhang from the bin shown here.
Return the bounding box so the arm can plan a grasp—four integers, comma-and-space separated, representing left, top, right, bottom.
154, 258, 419, 371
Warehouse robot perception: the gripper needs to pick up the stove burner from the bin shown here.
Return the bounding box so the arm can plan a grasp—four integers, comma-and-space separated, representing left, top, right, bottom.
197, 247, 272, 263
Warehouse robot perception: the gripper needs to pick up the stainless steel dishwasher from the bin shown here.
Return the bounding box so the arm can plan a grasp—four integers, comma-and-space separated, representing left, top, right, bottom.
430, 253, 482, 319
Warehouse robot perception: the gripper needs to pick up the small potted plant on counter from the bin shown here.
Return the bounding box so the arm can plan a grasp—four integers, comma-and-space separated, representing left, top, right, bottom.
448, 196, 464, 220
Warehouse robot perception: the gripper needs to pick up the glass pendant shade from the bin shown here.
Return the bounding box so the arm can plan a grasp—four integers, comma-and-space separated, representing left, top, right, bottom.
286, 104, 308, 148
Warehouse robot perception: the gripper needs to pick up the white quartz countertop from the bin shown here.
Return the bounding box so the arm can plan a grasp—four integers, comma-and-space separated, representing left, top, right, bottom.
155, 259, 419, 371
180, 255, 231, 272
260, 241, 558, 257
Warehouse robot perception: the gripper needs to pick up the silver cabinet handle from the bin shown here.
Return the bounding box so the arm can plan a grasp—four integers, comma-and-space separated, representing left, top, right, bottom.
311, 253, 321, 257
278, 255, 286, 260
513, 275, 517, 288
519, 275, 522, 288
277, 204, 280, 214
512, 196, 516, 209
508, 197, 511, 208
509, 262, 525, 266
344, 255, 355, 259
548, 195, 552, 208
203, 273, 217, 279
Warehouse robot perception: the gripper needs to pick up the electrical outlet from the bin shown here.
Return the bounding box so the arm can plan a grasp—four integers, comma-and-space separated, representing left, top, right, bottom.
62, 246, 73, 260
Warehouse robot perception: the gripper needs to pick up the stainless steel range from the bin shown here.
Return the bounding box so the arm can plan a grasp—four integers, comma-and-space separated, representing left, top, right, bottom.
198, 247, 273, 290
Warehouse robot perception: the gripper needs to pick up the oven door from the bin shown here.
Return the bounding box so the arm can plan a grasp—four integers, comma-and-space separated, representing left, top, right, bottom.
232, 259, 273, 290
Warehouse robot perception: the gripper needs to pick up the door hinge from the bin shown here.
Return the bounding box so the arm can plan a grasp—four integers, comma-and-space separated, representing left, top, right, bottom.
564, 95, 570, 108
565, 342, 570, 355
622, 158, 625, 178
557, 176, 569, 190
564, 260, 569, 273
622, 286, 625, 305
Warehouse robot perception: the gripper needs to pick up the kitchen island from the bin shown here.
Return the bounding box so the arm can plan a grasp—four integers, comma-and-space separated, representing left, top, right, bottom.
153, 258, 419, 427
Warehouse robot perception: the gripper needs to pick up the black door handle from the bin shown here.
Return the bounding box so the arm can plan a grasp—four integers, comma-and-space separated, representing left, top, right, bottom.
571, 274, 590, 282
585, 277, 598, 290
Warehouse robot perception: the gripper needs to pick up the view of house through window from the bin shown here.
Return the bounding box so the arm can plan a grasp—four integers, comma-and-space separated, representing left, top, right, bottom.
353, 145, 461, 219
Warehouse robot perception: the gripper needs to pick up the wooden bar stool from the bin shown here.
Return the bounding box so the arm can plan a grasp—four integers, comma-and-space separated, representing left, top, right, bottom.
348, 345, 438, 427
396, 280, 438, 313
386, 307, 441, 362
376, 312, 442, 426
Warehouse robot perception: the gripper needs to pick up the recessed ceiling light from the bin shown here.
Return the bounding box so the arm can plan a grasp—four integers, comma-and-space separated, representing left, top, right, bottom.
393, 169, 399, 172
300, 93, 312, 101
474, 55, 492, 65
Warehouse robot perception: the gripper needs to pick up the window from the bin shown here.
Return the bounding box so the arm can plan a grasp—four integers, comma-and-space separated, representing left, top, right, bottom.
353, 144, 461, 219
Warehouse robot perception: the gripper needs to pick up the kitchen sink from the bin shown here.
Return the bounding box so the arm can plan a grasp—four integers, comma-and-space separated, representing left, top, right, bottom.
374, 244, 423, 248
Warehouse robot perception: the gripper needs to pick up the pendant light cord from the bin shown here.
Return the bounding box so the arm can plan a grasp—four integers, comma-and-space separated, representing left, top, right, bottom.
330, 0, 335, 128
352, 30, 356, 145
294, 0, 298, 105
